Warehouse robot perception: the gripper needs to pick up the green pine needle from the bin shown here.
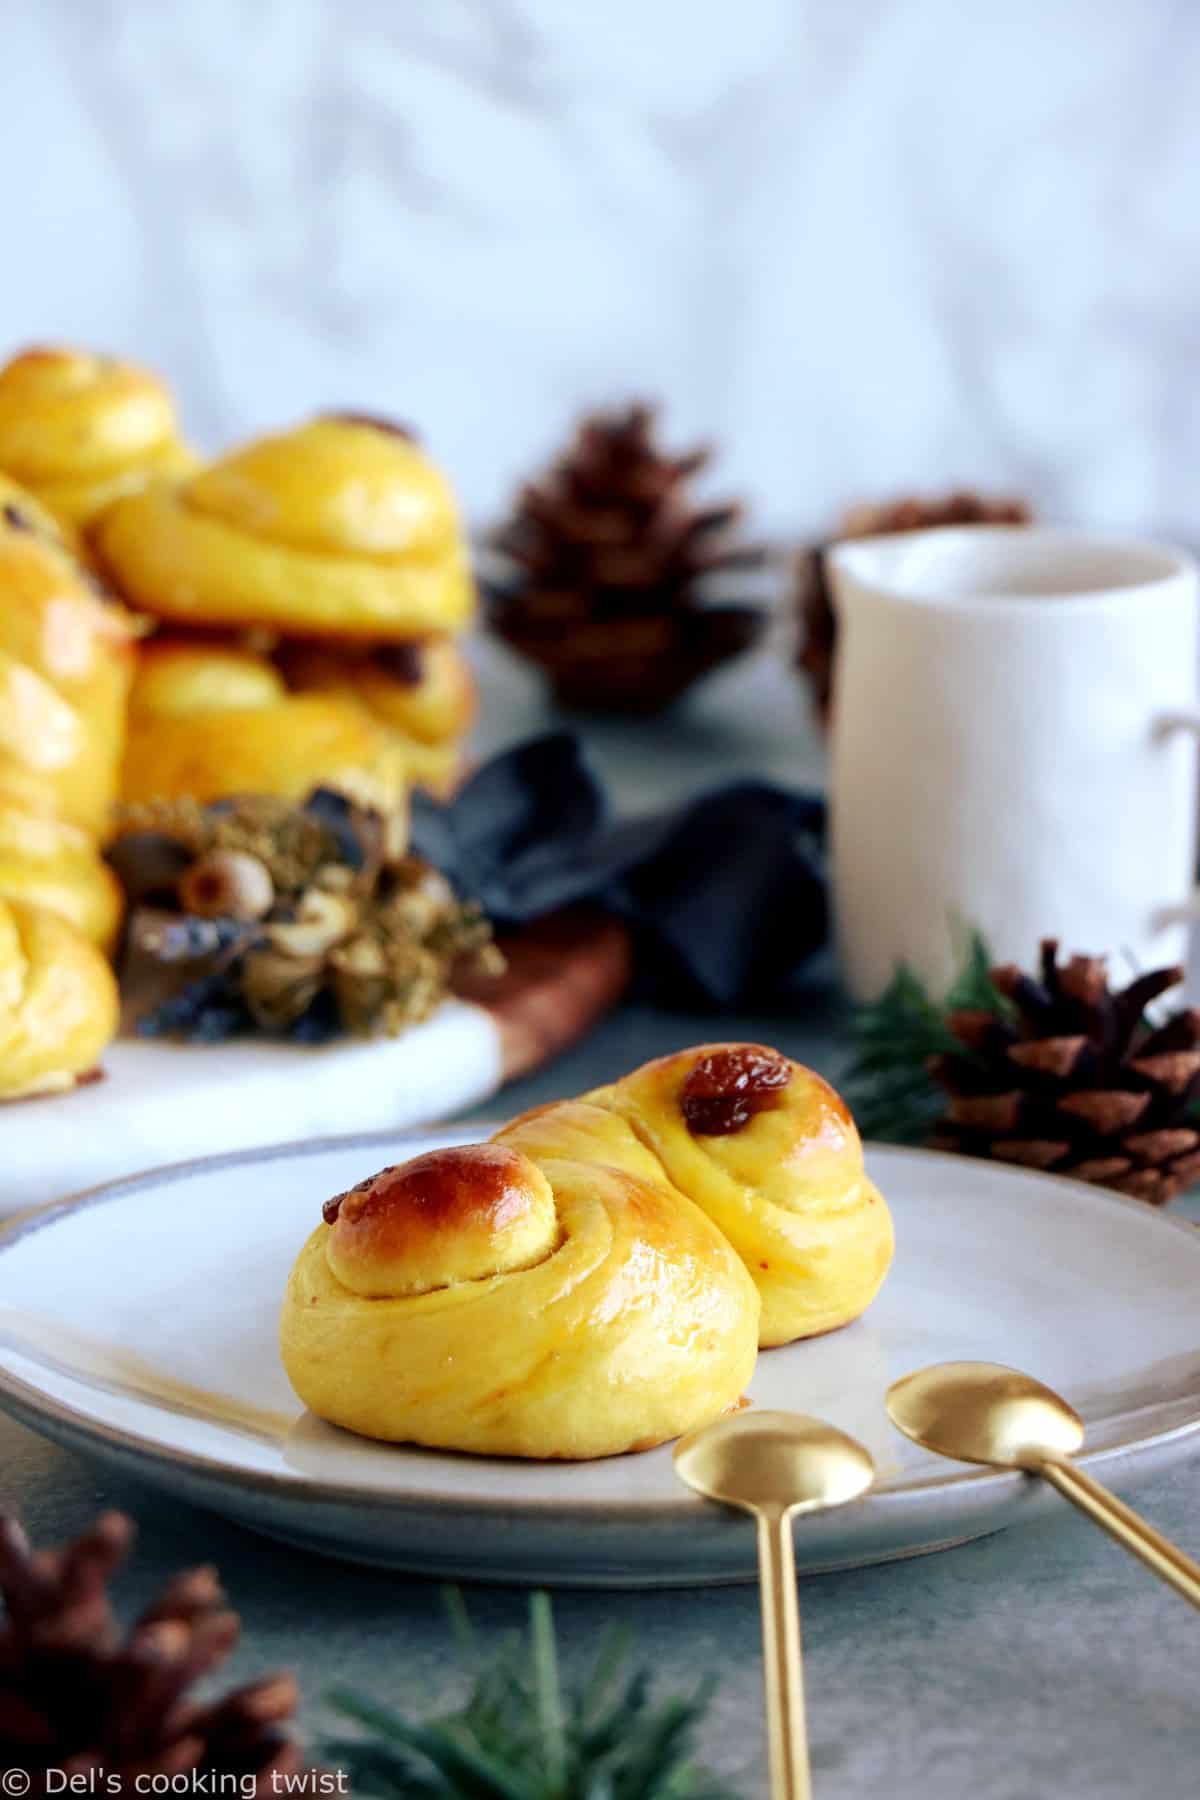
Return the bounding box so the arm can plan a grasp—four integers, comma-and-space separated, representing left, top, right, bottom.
322, 1593, 734, 1800
839, 929, 1010, 1144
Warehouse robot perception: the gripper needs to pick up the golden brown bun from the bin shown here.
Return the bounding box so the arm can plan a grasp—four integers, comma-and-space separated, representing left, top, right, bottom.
324, 1146, 558, 1298
94, 417, 474, 640
280, 1129, 760, 1460
0, 346, 194, 531
585, 1044, 894, 1346
279, 1043, 894, 1458
280, 636, 475, 747
122, 639, 406, 811
0, 804, 122, 950
278, 636, 474, 795
0, 897, 119, 1100
0, 480, 137, 837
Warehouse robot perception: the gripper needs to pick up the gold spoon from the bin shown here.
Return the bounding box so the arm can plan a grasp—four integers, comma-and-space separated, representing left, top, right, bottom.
887, 1360, 1200, 1608
674, 1411, 875, 1800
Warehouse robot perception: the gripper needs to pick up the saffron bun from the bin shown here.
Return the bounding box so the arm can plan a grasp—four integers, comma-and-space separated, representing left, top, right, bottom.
0, 346, 194, 532
0, 897, 119, 1100
121, 639, 406, 812
280, 1044, 894, 1459
93, 416, 474, 640
277, 636, 475, 797
279, 1129, 760, 1461
584, 1044, 894, 1346
0, 479, 137, 838
0, 805, 122, 951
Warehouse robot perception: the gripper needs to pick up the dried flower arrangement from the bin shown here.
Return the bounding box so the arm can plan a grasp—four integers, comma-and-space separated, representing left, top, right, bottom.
109, 788, 503, 1045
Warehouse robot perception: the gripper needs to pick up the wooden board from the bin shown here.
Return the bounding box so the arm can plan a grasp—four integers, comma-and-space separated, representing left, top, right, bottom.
2, 910, 631, 1216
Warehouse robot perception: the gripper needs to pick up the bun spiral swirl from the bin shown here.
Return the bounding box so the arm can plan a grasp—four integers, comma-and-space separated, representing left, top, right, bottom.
94, 417, 473, 640
121, 638, 407, 812
277, 636, 475, 797
0, 478, 134, 946
280, 1045, 892, 1459
0, 346, 193, 533
585, 1044, 894, 1346
0, 896, 119, 1099
0, 804, 122, 952
281, 1120, 760, 1460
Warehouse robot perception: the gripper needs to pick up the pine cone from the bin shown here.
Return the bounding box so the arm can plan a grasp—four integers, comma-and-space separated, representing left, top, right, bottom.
485, 402, 765, 713
0, 1511, 304, 1786
795, 489, 1031, 725
929, 940, 1200, 1205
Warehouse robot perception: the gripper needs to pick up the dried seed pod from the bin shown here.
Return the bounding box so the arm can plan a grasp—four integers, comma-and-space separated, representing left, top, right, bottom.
407, 861, 456, 905
332, 936, 441, 1035
266, 889, 356, 957
240, 946, 325, 1030
115, 785, 498, 1044
382, 802, 410, 866
330, 933, 387, 978
179, 848, 275, 921
313, 863, 356, 894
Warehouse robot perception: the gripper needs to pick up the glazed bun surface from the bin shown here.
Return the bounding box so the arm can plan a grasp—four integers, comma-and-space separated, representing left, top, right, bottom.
323, 1146, 558, 1298
0, 485, 137, 839
186, 419, 458, 558
277, 635, 474, 796
0, 897, 119, 1100
0, 804, 122, 950
280, 1130, 759, 1460
585, 1044, 894, 1346
280, 1042, 894, 1460
94, 417, 473, 640
0, 480, 130, 978
0, 346, 193, 529
122, 638, 404, 811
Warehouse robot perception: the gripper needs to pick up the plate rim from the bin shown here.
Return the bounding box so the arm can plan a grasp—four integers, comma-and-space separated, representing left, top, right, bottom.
2, 1132, 1200, 1524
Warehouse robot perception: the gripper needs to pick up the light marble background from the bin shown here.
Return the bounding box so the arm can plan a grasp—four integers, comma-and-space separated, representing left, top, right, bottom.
2, 0, 1197, 539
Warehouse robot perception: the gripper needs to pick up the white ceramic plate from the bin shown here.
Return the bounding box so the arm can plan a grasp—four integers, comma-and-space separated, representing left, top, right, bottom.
1, 1136, 1198, 1587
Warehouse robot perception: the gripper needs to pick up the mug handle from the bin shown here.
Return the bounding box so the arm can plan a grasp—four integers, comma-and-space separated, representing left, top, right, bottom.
1152, 711, 1200, 929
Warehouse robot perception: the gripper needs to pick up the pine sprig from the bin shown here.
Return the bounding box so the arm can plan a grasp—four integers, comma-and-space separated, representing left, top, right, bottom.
840, 931, 1011, 1142
321, 1592, 733, 1800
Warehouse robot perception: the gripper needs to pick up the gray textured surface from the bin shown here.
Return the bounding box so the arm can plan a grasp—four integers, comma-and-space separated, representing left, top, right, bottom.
3, 995, 1199, 1796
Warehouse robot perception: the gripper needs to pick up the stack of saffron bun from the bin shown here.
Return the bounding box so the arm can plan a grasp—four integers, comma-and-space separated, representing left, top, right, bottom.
0, 343, 478, 1100
281, 1042, 896, 1459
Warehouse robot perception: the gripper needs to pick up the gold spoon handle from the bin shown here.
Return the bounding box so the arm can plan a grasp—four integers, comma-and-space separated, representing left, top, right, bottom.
756, 1507, 812, 1800
1040, 1457, 1200, 1608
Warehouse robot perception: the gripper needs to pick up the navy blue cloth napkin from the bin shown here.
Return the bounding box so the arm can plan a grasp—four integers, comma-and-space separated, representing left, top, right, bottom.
410, 733, 827, 1008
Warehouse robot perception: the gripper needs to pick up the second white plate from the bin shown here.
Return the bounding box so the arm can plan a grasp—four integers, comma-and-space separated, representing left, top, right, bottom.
0, 1136, 1198, 1586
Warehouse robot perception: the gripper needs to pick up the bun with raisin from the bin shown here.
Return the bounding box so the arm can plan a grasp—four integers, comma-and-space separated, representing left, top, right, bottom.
280, 1043, 892, 1458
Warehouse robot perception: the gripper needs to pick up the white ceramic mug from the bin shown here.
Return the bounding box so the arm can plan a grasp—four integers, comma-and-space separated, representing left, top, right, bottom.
827, 526, 1200, 999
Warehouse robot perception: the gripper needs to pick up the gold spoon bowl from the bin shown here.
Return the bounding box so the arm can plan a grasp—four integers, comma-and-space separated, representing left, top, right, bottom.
675, 1410, 875, 1800
886, 1360, 1085, 1470
888, 1360, 1200, 1609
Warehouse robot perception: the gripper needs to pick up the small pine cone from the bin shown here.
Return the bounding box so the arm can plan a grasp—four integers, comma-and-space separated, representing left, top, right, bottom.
485, 402, 766, 713
0, 1512, 304, 1785
929, 939, 1200, 1204
795, 489, 1031, 726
